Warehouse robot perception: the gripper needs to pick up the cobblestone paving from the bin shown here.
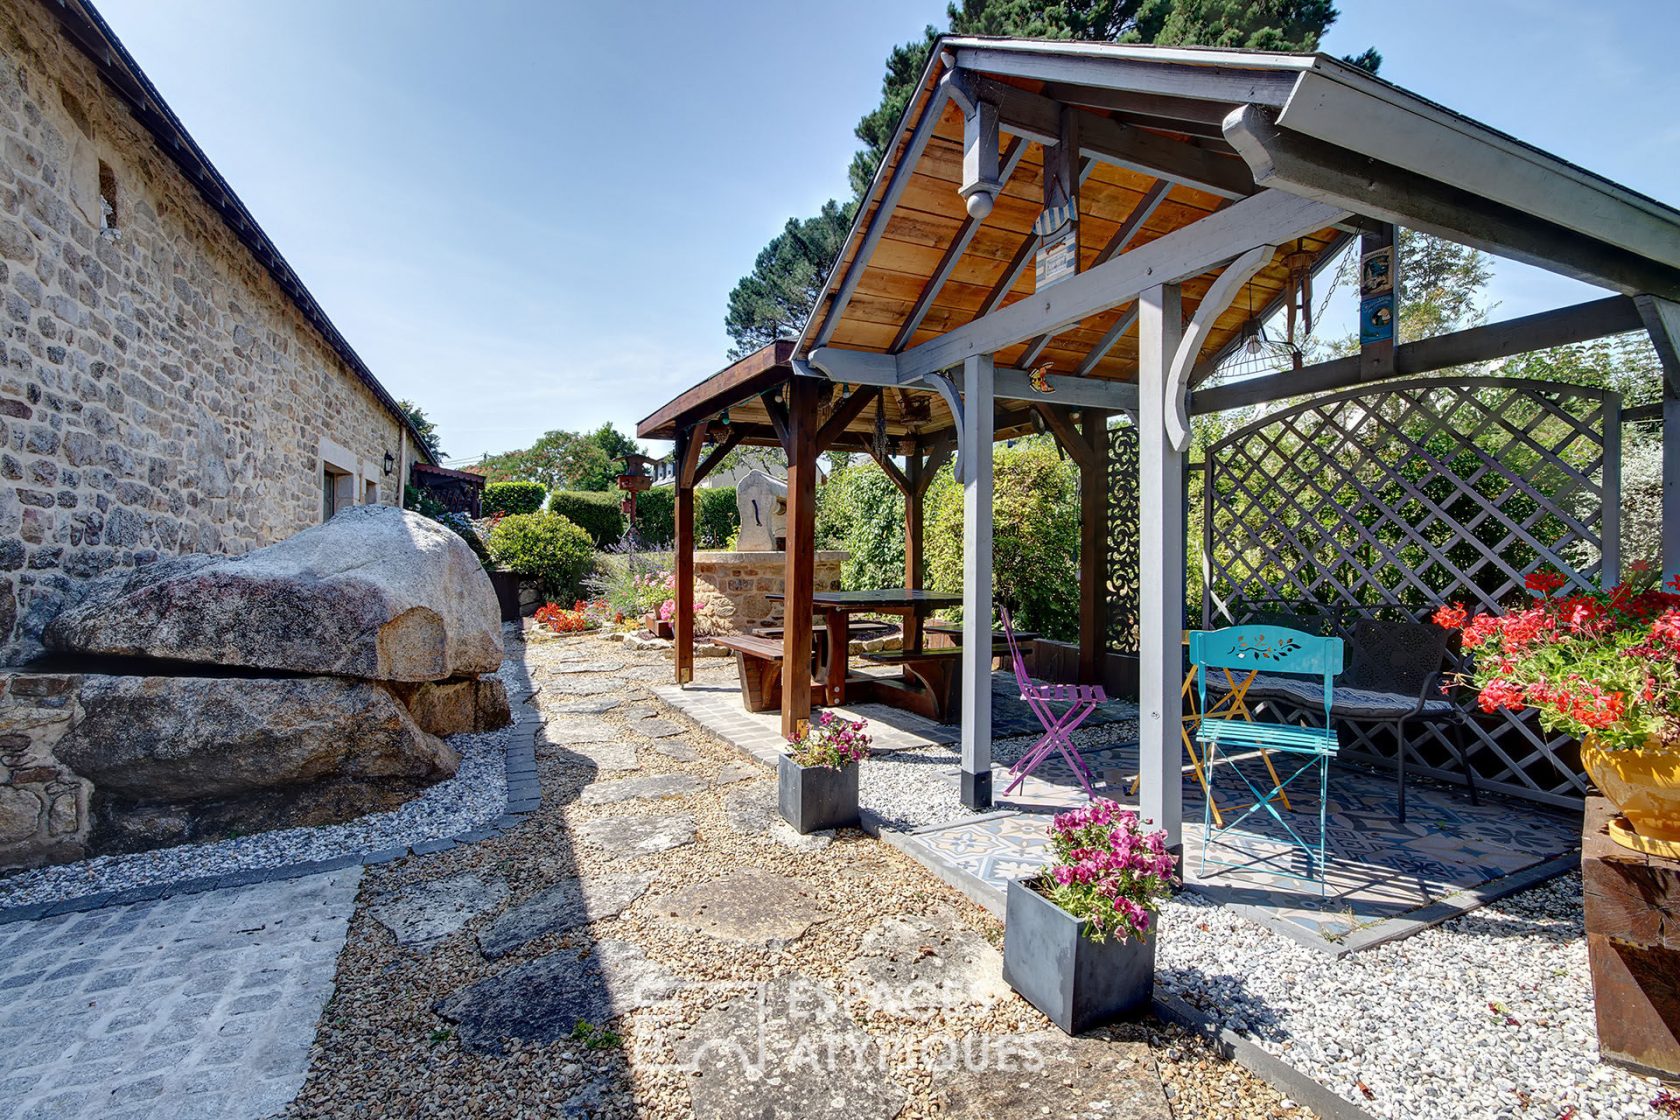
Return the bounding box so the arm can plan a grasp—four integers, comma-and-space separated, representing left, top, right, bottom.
0, 868, 361, 1120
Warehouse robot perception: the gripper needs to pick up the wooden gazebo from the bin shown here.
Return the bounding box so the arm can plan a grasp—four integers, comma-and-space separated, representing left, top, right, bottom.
636, 336, 1123, 745
648, 38, 1680, 838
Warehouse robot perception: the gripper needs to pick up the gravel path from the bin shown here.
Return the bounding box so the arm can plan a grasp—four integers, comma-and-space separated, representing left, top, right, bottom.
862, 716, 1141, 831
0, 657, 525, 911
1157, 873, 1661, 1120
282, 632, 1311, 1120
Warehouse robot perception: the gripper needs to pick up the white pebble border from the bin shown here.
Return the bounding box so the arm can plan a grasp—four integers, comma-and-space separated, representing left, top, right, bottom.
0, 659, 525, 911
1157, 873, 1661, 1120
861, 714, 1141, 831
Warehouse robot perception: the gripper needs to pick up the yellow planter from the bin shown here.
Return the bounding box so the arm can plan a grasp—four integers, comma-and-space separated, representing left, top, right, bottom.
1581, 735, 1680, 850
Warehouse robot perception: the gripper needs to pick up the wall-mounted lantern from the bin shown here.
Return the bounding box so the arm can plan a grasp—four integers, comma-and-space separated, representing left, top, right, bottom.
383, 451, 396, 476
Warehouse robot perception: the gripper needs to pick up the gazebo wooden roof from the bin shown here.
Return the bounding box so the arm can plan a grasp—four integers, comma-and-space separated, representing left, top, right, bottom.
644, 35, 1680, 826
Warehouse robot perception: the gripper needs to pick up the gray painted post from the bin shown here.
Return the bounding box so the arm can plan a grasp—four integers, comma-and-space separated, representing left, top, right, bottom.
960, 353, 995, 809
1138, 283, 1185, 849
1668, 392, 1680, 585
1636, 296, 1680, 583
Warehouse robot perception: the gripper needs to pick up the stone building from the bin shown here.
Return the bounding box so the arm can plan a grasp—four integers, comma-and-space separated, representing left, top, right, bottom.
0, 0, 436, 664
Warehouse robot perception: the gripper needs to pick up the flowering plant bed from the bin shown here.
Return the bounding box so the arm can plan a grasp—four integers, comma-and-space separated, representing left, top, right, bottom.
784, 711, 872, 769
1433, 565, 1680, 750
534, 599, 608, 635
1002, 799, 1174, 1034
779, 713, 871, 834
1040, 798, 1176, 943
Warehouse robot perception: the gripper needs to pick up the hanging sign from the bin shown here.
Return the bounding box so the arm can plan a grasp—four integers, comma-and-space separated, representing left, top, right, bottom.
1359, 296, 1395, 345
1033, 198, 1079, 291
1359, 245, 1394, 297
1036, 225, 1077, 290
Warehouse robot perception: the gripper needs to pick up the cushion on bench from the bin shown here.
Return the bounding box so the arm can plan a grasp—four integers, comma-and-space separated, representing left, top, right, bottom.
1209, 673, 1456, 720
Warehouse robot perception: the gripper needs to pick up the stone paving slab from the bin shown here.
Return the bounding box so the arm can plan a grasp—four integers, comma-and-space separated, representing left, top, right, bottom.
435, 939, 678, 1056
675, 975, 905, 1120
580, 773, 706, 805
478, 874, 650, 960
578, 814, 696, 860
646, 868, 830, 945
931, 1031, 1171, 1118
368, 871, 507, 947
0, 867, 360, 1120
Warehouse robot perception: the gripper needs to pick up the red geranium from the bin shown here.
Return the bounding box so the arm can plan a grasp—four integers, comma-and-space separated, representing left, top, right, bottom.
1436, 567, 1680, 749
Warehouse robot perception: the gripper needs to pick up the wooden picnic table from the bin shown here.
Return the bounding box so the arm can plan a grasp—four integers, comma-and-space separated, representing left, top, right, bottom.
768, 588, 959, 709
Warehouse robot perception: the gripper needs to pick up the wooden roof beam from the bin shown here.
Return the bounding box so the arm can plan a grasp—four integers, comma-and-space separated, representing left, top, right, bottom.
951, 44, 1300, 107
971, 75, 1255, 199
1040, 82, 1240, 131
800, 355, 1137, 414
1190, 294, 1645, 414
890, 137, 1029, 352
976, 158, 1100, 320
890, 190, 1347, 382
1224, 105, 1680, 301
1021, 178, 1171, 374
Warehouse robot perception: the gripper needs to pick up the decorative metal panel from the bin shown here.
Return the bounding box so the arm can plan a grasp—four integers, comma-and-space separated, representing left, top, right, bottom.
1106, 420, 1140, 653
1199, 376, 1621, 808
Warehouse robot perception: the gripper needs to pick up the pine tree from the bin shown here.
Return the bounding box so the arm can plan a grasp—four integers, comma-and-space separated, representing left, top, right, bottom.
723, 0, 1376, 356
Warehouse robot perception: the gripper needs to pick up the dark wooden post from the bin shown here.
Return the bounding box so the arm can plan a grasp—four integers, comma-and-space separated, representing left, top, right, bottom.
673, 429, 702, 685
781, 378, 820, 738
1078, 408, 1111, 685
903, 442, 925, 651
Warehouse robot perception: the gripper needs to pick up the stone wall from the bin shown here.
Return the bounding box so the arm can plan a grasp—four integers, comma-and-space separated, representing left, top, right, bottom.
0, 2, 419, 663
0, 670, 88, 867
694, 550, 846, 632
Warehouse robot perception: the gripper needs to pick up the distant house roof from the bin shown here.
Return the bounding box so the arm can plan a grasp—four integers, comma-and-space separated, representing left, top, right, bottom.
410, 462, 487, 487
42, 0, 439, 465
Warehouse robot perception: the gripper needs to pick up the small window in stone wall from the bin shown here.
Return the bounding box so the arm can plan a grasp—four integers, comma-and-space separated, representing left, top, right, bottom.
364, 479, 378, 505
97, 160, 119, 237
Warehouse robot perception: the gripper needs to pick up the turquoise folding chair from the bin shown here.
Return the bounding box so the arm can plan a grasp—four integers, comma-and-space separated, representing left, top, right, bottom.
1190, 626, 1344, 892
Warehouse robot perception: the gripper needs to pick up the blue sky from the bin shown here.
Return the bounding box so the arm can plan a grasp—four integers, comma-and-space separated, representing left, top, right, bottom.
94, 0, 1680, 463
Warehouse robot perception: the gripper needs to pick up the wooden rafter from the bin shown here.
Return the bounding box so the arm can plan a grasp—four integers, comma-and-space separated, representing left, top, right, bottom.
815, 385, 881, 452
891, 137, 1029, 352
1021, 178, 1171, 373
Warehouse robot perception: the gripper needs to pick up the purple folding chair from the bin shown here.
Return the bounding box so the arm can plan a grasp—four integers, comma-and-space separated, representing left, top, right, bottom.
1000, 607, 1106, 797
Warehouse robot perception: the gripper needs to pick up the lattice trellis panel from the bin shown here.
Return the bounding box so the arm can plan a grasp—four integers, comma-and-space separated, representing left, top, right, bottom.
1201, 376, 1621, 808
1106, 421, 1140, 653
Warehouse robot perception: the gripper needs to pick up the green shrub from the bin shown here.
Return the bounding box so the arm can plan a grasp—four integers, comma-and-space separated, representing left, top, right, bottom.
696, 487, 739, 549
635, 487, 674, 546
816, 462, 906, 589
482, 480, 546, 516
547, 490, 625, 546
403, 483, 447, 519
924, 438, 1081, 642
486, 512, 596, 600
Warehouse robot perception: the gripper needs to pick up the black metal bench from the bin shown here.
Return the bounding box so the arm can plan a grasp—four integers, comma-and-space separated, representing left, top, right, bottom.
1214, 612, 1478, 821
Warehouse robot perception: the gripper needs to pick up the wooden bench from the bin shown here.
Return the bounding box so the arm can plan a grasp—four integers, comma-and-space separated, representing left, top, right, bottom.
857, 647, 968, 722
710, 634, 789, 714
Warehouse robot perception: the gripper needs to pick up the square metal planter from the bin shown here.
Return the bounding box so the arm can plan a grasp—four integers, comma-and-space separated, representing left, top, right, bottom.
777, 754, 860, 834
1002, 875, 1156, 1035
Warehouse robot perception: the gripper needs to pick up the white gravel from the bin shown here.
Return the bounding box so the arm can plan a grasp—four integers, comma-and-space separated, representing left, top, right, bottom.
861, 711, 1141, 831
0, 659, 528, 911
1157, 873, 1661, 1120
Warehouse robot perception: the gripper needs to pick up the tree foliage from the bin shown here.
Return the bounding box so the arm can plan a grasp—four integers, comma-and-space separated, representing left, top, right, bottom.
476, 423, 642, 491
725, 1, 1373, 355
398, 399, 443, 459
724, 201, 854, 359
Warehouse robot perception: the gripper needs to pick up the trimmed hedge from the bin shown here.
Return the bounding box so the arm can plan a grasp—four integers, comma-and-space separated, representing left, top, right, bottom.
636, 487, 674, 546
696, 487, 739, 549
482, 480, 546, 516
547, 490, 624, 546
486, 512, 595, 600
